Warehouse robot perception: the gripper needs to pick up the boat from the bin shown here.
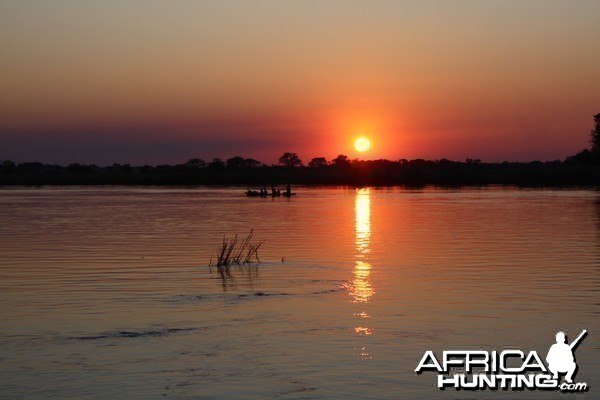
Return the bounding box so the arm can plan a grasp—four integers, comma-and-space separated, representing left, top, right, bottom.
245, 188, 295, 197
245, 190, 267, 197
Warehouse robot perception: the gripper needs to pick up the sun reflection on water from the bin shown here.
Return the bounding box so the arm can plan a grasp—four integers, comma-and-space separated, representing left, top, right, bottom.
348, 188, 375, 359
348, 188, 374, 304
355, 188, 371, 258
354, 326, 374, 335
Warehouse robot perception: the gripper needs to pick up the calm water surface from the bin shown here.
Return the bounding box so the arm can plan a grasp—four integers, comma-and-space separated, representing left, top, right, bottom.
0, 186, 598, 399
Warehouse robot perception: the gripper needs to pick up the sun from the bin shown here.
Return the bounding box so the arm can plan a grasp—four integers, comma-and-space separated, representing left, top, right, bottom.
354, 137, 371, 152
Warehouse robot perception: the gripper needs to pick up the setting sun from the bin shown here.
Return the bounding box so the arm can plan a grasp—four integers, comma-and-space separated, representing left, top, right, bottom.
354, 137, 371, 152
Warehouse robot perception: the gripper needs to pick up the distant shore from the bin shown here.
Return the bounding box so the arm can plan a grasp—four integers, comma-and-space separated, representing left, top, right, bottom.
2, 158, 600, 186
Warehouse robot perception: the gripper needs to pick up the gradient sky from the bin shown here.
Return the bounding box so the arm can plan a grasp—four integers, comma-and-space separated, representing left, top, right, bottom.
1, 0, 599, 165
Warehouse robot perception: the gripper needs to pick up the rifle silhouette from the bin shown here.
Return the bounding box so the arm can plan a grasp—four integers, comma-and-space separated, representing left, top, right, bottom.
569, 329, 587, 350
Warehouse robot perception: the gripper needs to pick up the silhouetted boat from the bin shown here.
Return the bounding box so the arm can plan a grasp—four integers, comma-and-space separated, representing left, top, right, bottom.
245, 189, 295, 197
245, 190, 265, 197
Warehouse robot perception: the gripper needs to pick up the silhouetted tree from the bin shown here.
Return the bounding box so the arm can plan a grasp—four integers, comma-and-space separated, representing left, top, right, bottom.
1, 160, 16, 172
308, 157, 328, 168
331, 154, 351, 168
244, 158, 262, 168
226, 156, 246, 168
184, 158, 206, 169
590, 113, 600, 153
278, 152, 302, 167
108, 163, 127, 173
18, 162, 44, 172
208, 158, 225, 169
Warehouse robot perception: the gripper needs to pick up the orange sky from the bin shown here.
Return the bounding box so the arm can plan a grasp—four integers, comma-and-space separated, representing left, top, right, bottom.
1, 1, 599, 165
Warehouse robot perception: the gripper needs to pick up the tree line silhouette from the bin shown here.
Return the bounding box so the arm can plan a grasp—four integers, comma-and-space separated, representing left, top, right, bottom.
2, 114, 600, 186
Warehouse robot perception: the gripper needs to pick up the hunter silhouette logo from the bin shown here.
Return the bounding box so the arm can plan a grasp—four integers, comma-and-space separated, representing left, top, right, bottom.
546, 330, 587, 384
415, 329, 588, 392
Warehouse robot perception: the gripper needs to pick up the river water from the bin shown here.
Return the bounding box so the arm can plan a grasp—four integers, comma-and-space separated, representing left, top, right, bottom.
0, 186, 598, 399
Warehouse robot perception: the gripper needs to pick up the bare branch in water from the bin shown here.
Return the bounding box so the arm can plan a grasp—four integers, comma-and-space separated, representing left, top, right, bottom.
209, 230, 263, 268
